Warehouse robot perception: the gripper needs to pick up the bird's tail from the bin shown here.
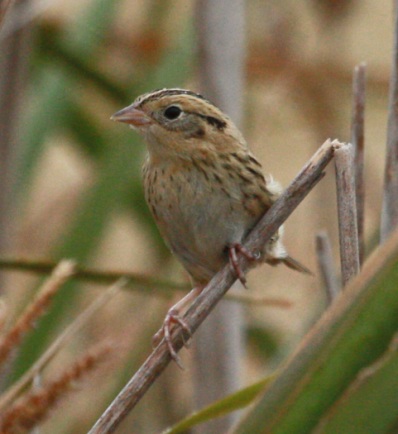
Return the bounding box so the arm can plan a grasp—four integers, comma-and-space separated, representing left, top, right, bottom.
282, 256, 313, 275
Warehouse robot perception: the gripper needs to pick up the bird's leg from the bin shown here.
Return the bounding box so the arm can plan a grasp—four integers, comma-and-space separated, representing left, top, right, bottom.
153, 285, 204, 367
228, 243, 260, 287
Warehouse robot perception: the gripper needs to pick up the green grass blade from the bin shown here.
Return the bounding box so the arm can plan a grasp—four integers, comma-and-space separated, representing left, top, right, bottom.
233, 229, 398, 434
320, 338, 398, 434
163, 377, 273, 434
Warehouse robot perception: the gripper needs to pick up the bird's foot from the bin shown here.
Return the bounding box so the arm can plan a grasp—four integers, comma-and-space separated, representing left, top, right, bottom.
152, 286, 203, 368
228, 243, 260, 287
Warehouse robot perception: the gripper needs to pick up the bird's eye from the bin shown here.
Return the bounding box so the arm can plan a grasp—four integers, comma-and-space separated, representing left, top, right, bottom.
164, 106, 182, 120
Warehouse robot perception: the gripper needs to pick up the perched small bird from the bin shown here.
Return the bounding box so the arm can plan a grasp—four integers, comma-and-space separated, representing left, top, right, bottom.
112, 88, 308, 362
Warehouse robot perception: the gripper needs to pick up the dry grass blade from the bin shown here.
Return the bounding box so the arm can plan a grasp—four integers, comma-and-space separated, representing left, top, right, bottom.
87, 138, 341, 434
0, 342, 112, 434
0, 260, 76, 368
0, 278, 124, 412
315, 231, 340, 304
381, 0, 398, 242
334, 143, 360, 286
351, 63, 366, 264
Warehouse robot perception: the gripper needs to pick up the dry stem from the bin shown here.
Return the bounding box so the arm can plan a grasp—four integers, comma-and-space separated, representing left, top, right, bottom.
334, 143, 360, 286
87, 138, 342, 434
0, 259, 188, 292
0, 259, 290, 307
351, 63, 366, 264
315, 231, 340, 304
381, 0, 398, 242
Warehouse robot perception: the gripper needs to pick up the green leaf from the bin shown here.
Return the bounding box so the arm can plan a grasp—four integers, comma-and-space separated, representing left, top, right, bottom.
319, 336, 398, 434
233, 229, 398, 434
162, 377, 273, 434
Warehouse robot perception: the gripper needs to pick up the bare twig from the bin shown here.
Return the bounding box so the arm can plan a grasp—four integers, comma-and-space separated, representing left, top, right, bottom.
351, 63, 366, 264
0, 279, 124, 411
0, 258, 188, 292
334, 143, 360, 286
87, 139, 341, 434
0, 258, 290, 307
315, 231, 341, 304
381, 0, 398, 242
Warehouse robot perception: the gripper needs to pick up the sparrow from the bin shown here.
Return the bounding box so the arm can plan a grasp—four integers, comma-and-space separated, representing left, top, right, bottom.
112, 88, 309, 363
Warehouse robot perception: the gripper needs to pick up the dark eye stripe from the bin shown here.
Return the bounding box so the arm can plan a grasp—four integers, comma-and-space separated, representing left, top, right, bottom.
196, 113, 227, 130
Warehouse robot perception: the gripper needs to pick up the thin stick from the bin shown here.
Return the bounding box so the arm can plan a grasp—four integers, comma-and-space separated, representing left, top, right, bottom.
87, 139, 341, 434
381, 0, 398, 242
0, 259, 289, 306
351, 63, 366, 264
315, 231, 341, 304
0, 259, 189, 292
334, 143, 360, 286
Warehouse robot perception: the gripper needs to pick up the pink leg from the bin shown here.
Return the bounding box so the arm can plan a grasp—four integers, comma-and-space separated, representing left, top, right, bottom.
152, 286, 203, 367
228, 243, 260, 286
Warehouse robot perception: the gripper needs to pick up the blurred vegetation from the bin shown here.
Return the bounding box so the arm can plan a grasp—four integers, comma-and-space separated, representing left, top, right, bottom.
0, 0, 397, 433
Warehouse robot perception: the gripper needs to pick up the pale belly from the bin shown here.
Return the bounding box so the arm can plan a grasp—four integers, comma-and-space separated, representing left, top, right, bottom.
144, 164, 262, 283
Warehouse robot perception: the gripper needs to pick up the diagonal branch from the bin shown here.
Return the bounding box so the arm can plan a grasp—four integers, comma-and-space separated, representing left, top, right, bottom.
88, 138, 342, 434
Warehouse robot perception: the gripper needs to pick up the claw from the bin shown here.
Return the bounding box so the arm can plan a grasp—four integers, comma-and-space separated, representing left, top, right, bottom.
228, 243, 260, 286
152, 308, 192, 368
152, 287, 203, 368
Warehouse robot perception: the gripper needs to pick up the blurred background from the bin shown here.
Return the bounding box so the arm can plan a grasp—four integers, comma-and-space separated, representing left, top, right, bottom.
0, 0, 394, 432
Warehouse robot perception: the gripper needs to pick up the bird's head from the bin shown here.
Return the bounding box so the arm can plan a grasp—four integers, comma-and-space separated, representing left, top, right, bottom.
111, 88, 246, 160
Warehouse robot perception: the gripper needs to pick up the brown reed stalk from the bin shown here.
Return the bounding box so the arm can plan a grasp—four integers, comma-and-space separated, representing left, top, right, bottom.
0, 343, 112, 434
381, 0, 398, 242
350, 63, 366, 264
334, 143, 360, 286
0, 260, 75, 367
0, 279, 123, 412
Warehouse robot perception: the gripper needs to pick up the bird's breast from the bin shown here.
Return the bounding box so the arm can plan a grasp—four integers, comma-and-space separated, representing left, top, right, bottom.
142, 157, 269, 282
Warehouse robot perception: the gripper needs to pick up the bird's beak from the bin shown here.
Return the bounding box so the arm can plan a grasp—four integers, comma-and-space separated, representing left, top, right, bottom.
111, 104, 152, 126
